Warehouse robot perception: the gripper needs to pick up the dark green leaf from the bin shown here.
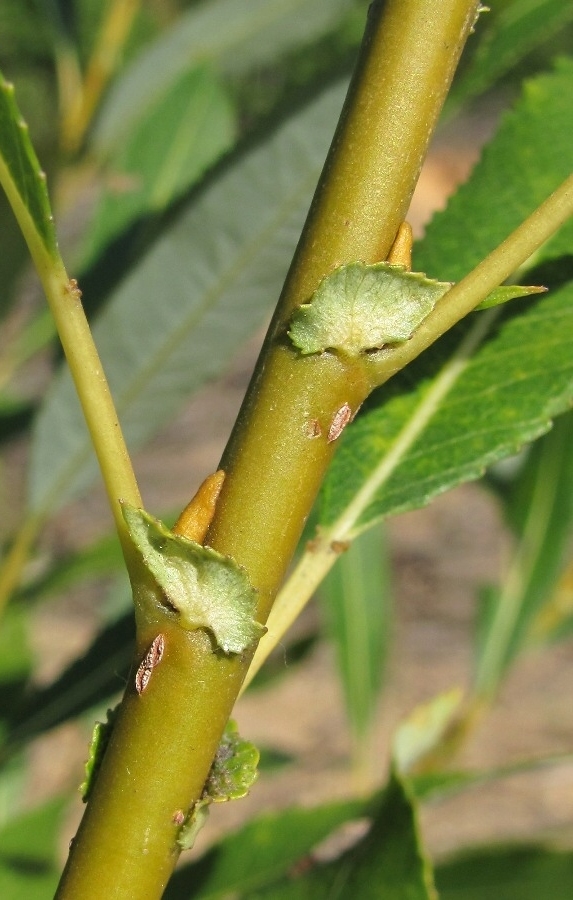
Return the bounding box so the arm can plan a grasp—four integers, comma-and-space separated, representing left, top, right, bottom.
0, 69, 58, 258
2, 612, 133, 756
436, 844, 573, 900
30, 80, 347, 513
164, 795, 370, 899
0, 797, 65, 900
82, 64, 236, 269
321, 524, 390, 749
93, 0, 354, 153
247, 772, 435, 899
320, 59, 573, 537
452, 0, 573, 107
418, 58, 573, 282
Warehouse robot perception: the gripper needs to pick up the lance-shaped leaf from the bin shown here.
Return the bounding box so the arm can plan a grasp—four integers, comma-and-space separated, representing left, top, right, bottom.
122, 505, 264, 654
29, 80, 347, 514
93, 0, 353, 153
474, 410, 573, 697
320, 523, 390, 762
0, 70, 58, 262
81, 64, 236, 271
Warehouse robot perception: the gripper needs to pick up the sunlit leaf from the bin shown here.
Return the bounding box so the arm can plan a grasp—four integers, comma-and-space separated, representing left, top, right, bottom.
452, 0, 573, 108
0, 69, 58, 259
320, 59, 573, 537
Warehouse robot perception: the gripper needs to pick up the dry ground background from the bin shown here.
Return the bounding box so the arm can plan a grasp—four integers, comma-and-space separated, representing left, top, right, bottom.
10, 99, 573, 870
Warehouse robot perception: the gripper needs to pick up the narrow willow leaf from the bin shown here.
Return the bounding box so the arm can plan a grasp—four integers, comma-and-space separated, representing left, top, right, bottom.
411, 752, 573, 803
81, 65, 236, 270
473, 283, 546, 311
393, 688, 464, 775
0, 797, 64, 900
436, 844, 573, 900
164, 795, 371, 899
0, 70, 58, 259
29, 81, 347, 514
320, 524, 390, 752
123, 505, 264, 654
474, 411, 573, 696
451, 0, 573, 108
248, 772, 435, 899
94, 0, 354, 154
320, 59, 573, 536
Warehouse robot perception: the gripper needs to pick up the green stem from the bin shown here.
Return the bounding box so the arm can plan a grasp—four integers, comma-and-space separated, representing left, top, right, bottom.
56, 3, 480, 897
0, 144, 142, 572
33, 258, 142, 567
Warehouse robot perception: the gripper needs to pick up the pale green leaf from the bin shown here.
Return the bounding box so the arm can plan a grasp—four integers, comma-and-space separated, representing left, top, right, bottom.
81, 64, 236, 269
393, 688, 464, 775
123, 505, 264, 654
93, 0, 354, 154
321, 524, 390, 749
288, 263, 451, 356
247, 772, 436, 899
0, 69, 58, 259
436, 844, 573, 899
474, 410, 573, 696
29, 81, 347, 514
474, 283, 546, 311
452, 0, 573, 107
319, 60, 573, 536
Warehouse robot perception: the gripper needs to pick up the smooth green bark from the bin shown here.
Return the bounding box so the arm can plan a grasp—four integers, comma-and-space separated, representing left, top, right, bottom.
56, 2, 480, 897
